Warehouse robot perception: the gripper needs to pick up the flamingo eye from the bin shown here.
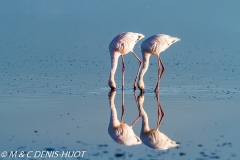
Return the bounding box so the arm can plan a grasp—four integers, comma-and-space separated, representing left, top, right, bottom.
137, 36, 141, 41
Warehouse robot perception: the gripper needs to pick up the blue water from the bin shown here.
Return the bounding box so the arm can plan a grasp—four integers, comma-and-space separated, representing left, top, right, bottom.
1, 1, 240, 159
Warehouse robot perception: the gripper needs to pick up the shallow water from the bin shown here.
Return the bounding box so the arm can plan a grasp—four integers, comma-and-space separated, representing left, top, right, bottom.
1, 1, 240, 160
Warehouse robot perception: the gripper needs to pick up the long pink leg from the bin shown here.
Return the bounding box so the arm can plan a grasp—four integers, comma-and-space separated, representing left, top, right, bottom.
120, 86, 124, 123
154, 56, 165, 92
130, 114, 142, 127
131, 92, 142, 127
159, 57, 165, 78
155, 92, 164, 129
133, 91, 139, 108
120, 55, 125, 122
122, 55, 125, 89
131, 51, 142, 91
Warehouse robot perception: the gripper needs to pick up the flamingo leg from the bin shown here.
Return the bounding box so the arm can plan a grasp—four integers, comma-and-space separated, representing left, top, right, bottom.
121, 55, 125, 122
131, 51, 142, 91
120, 80, 124, 123
134, 91, 142, 114
154, 56, 161, 92
130, 114, 142, 127
134, 91, 138, 107
159, 57, 165, 78
122, 55, 125, 89
155, 92, 164, 129
130, 92, 142, 126
154, 56, 165, 92
120, 55, 125, 123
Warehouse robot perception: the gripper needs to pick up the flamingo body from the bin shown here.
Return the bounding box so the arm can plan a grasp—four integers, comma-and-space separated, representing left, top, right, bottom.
140, 129, 178, 150
108, 123, 141, 146
108, 32, 145, 90
141, 34, 180, 55
109, 32, 144, 55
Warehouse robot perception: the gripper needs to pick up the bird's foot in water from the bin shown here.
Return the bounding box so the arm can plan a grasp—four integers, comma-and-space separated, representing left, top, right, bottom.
110, 86, 116, 91
140, 89, 145, 94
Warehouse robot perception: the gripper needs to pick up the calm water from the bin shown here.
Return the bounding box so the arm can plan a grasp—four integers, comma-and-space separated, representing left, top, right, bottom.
1, 1, 240, 160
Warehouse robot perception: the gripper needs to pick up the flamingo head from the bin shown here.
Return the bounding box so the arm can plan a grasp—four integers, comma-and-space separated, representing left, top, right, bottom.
164, 35, 180, 45
138, 79, 145, 91
136, 33, 145, 42
108, 79, 116, 90
158, 138, 180, 150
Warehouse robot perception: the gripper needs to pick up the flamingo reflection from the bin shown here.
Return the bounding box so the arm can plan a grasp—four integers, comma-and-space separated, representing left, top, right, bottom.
108, 90, 142, 146
136, 92, 179, 150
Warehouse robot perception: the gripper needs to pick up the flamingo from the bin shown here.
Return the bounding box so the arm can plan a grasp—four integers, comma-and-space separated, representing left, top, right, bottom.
108, 32, 145, 90
138, 34, 180, 92
108, 90, 142, 146
136, 92, 179, 150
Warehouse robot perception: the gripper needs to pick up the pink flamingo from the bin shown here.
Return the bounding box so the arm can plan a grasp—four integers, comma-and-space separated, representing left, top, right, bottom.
138, 34, 180, 92
108, 32, 145, 90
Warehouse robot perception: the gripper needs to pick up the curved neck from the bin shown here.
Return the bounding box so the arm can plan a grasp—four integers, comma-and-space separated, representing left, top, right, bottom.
109, 92, 120, 127
139, 53, 151, 81
138, 97, 150, 132
109, 51, 121, 81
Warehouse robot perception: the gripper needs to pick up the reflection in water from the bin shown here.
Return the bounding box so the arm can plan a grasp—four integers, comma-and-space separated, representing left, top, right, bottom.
137, 92, 179, 150
108, 90, 142, 146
